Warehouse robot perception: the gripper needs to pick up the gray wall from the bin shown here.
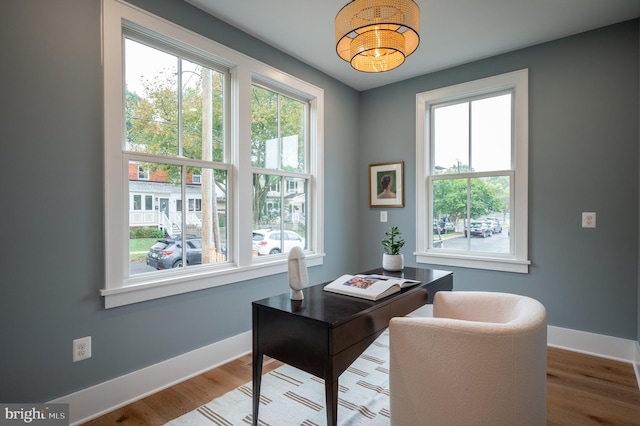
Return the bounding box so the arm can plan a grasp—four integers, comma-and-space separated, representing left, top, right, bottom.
358, 20, 640, 339
0, 0, 637, 405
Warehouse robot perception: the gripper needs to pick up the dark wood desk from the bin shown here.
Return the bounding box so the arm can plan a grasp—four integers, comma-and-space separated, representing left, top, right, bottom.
252, 267, 453, 426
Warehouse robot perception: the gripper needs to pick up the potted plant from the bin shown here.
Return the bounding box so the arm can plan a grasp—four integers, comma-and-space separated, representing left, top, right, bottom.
382, 226, 405, 271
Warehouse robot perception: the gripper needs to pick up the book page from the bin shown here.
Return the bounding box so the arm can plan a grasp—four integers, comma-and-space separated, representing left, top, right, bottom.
359, 274, 421, 288
323, 274, 405, 300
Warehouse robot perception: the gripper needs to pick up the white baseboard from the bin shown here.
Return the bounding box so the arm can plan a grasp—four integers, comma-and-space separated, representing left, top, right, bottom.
547, 326, 640, 391
635, 340, 640, 389
547, 325, 636, 362
50, 324, 640, 425
50, 331, 252, 426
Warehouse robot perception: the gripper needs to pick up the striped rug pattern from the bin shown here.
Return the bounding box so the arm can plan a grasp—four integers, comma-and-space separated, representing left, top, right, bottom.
166, 331, 391, 425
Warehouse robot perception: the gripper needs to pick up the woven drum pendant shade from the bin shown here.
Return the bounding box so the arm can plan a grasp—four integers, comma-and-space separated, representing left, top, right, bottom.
335, 0, 420, 73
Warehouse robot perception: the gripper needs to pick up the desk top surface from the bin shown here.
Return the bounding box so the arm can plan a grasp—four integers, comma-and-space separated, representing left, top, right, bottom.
253, 267, 453, 327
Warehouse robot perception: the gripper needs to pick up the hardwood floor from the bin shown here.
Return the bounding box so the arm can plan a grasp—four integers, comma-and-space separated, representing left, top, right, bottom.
84, 347, 640, 425
547, 347, 640, 425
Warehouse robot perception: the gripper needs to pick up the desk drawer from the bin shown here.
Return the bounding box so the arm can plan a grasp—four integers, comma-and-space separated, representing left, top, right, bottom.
331, 306, 389, 355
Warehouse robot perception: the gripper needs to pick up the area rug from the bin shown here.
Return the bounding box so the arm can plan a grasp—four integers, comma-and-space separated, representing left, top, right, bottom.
166, 331, 391, 426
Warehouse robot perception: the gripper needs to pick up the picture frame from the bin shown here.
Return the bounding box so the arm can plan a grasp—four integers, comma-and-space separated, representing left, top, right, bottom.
369, 161, 404, 207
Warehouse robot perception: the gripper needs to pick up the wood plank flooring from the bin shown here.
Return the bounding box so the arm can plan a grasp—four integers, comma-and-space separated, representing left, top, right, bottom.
547, 347, 640, 425
83, 347, 640, 425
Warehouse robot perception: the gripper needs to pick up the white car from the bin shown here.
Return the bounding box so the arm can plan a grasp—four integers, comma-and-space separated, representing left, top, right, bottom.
252, 229, 305, 255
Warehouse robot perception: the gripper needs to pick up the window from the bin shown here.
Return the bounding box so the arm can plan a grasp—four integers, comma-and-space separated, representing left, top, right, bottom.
102, 0, 324, 307
416, 70, 529, 273
137, 165, 149, 180
131, 194, 153, 211
251, 84, 308, 258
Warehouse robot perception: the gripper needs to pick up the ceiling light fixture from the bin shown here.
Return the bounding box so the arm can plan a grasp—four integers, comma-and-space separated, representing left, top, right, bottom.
335, 0, 420, 73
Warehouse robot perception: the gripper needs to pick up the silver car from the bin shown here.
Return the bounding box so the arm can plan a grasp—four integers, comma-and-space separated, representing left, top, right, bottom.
252, 229, 305, 255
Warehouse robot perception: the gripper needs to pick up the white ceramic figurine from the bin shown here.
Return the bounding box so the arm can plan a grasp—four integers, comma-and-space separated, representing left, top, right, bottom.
288, 246, 308, 300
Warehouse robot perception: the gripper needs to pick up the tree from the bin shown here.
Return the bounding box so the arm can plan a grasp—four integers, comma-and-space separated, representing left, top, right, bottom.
432, 167, 505, 226
126, 62, 225, 260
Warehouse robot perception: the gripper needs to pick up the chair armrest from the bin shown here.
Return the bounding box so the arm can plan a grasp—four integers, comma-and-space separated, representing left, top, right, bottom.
434, 291, 531, 323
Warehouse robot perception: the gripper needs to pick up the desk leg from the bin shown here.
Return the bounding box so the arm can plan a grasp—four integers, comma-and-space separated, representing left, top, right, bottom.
325, 377, 338, 426
252, 351, 263, 426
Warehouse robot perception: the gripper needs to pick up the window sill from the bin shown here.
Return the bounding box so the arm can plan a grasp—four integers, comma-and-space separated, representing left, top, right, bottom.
416, 251, 530, 274
101, 253, 325, 308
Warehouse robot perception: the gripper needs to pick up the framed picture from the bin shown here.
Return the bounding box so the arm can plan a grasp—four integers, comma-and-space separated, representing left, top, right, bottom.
369, 161, 404, 207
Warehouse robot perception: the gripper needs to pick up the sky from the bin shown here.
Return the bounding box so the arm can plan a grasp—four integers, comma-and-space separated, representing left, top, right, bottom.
125, 38, 202, 96
433, 94, 511, 173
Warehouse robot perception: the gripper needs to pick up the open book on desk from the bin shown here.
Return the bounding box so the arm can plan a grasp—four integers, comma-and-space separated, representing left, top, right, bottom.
323, 274, 421, 301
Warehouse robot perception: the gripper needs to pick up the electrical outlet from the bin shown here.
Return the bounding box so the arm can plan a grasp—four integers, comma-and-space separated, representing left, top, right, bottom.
73, 336, 92, 362
582, 212, 596, 228
380, 211, 387, 222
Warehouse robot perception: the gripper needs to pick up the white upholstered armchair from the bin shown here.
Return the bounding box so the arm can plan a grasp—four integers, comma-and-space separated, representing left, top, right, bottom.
389, 291, 547, 426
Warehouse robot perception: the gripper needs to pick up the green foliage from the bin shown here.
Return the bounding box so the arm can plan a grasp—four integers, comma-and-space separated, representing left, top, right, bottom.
382, 226, 405, 255
125, 65, 225, 183
433, 176, 506, 223
129, 227, 165, 239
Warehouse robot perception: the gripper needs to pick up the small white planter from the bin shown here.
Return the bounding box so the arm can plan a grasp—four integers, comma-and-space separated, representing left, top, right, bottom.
382, 253, 404, 271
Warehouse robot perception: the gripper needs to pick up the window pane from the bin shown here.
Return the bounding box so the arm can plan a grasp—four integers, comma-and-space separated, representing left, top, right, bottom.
280, 96, 305, 172
133, 194, 141, 210
181, 60, 224, 162
433, 103, 469, 173
138, 165, 149, 180
283, 177, 307, 248
253, 173, 278, 231
129, 161, 181, 273
252, 174, 306, 256
471, 94, 511, 172
432, 177, 467, 251
468, 176, 509, 253
125, 39, 179, 155
251, 86, 306, 172
186, 166, 228, 266
432, 176, 510, 253
251, 86, 278, 168
129, 162, 228, 275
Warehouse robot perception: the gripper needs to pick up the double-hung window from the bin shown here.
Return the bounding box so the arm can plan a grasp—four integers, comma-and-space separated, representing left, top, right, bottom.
416, 70, 530, 273
102, 0, 324, 307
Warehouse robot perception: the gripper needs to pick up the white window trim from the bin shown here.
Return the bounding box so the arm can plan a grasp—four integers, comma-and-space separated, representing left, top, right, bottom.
415, 69, 530, 273
101, 0, 324, 308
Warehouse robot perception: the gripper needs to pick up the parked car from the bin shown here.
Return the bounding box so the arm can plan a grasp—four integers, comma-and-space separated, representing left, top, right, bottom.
464, 221, 492, 238
483, 221, 496, 234
433, 221, 445, 235
252, 229, 305, 255
146, 234, 202, 269
486, 217, 503, 233
444, 221, 455, 232
486, 220, 502, 233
